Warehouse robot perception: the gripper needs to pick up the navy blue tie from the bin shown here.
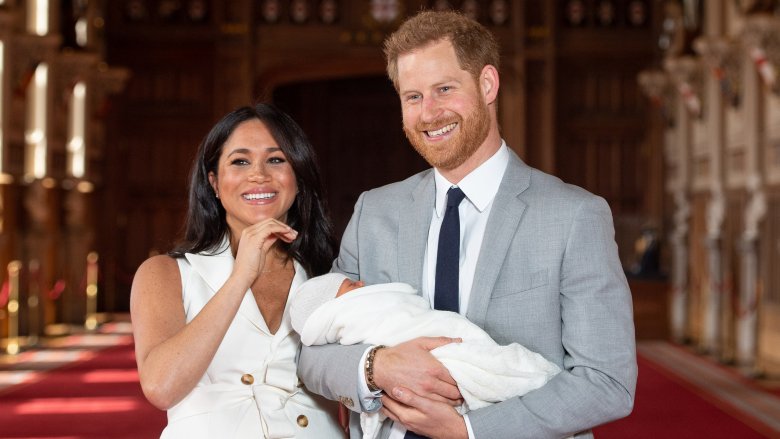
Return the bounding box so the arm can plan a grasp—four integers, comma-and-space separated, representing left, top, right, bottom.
405, 188, 465, 439
434, 187, 465, 313
404, 187, 466, 439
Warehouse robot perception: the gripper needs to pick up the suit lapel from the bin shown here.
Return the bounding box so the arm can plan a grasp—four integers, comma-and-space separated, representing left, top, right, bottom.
398, 172, 435, 292
466, 153, 531, 328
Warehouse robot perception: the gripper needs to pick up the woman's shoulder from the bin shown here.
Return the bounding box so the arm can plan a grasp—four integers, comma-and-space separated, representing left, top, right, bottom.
133, 255, 182, 290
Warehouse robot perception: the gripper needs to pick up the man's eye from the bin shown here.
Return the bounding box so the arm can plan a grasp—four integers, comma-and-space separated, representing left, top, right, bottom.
440, 86, 451, 93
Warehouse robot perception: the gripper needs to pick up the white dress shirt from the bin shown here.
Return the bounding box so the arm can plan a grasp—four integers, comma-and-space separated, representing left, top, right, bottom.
361, 142, 510, 439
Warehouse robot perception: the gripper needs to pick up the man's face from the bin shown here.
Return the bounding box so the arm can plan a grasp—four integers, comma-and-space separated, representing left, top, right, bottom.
397, 39, 490, 172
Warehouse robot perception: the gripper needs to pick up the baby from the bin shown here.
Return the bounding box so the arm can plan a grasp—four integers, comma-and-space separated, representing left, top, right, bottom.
290, 273, 561, 439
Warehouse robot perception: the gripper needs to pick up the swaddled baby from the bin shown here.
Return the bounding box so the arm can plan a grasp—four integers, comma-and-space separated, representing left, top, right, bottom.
290, 273, 561, 439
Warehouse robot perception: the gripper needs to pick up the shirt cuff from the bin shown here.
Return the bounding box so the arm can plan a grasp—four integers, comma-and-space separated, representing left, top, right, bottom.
357, 345, 383, 412
463, 414, 476, 439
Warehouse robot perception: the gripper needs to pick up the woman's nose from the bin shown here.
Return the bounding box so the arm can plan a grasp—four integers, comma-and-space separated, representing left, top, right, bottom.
248, 165, 268, 182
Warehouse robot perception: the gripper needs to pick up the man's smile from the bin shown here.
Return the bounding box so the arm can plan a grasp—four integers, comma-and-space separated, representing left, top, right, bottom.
425, 122, 458, 138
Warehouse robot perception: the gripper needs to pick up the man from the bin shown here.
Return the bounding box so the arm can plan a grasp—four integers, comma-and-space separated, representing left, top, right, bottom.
299, 10, 637, 439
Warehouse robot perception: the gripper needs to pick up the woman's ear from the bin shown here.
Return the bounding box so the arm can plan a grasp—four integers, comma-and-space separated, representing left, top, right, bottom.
480, 64, 500, 105
208, 172, 219, 198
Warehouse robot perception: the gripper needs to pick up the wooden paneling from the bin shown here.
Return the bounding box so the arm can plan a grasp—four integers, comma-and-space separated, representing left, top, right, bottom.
102, 13, 217, 310
721, 190, 747, 362
688, 193, 709, 345
273, 76, 428, 237
630, 278, 670, 340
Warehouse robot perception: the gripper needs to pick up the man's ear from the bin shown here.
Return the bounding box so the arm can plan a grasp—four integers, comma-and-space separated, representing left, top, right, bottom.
480, 64, 500, 105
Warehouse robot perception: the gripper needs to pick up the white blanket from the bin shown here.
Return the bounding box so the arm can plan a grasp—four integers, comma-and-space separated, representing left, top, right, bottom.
290, 281, 561, 439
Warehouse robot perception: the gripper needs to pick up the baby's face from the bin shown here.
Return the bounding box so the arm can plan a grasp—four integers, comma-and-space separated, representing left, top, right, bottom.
336, 278, 365, 297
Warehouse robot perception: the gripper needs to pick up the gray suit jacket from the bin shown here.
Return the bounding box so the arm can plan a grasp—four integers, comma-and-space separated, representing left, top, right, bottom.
299, 150, 637, 439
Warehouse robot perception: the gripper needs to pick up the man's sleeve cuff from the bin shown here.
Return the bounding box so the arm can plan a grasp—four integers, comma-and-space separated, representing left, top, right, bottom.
463, 413, 476, 439
357, 345, 383, 412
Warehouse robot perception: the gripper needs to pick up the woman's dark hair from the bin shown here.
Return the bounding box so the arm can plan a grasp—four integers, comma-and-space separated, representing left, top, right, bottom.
169, 103, 337, 277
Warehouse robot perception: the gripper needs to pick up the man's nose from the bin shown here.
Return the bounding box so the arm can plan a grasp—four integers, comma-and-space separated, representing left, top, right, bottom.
420, 95, 441, 123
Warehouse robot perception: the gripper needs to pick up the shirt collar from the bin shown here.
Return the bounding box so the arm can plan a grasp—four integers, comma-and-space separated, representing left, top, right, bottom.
433, 141, 510, 217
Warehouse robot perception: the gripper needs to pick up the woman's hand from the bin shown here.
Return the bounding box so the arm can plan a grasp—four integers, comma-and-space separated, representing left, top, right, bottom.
133, 220, 297, 410
232, 219, 298, 285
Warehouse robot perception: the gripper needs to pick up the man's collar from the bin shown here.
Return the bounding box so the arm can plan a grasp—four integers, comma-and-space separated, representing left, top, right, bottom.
433, 141, 509, 216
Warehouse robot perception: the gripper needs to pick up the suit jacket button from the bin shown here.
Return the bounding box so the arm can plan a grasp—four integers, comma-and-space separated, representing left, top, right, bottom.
240, 373, 254, 385
297, 415, 309, 427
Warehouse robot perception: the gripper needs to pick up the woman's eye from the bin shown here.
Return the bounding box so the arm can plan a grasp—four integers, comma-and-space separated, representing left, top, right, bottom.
268, 156, 286, 164
230, 158, 249, 166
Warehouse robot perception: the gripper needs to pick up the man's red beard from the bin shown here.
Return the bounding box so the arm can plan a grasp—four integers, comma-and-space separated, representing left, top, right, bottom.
403, 98, 490, 171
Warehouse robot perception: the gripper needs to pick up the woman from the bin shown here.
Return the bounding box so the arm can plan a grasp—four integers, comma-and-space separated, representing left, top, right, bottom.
131, 103, 343, 438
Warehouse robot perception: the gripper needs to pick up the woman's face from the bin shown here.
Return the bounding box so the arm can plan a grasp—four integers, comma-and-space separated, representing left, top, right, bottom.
208, 119, 298, 235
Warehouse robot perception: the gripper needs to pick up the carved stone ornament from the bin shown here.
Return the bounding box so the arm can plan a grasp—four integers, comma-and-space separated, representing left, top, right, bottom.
319, 0, 339, 24
433, 0, 452, 12
627, 0, 648, 27
658, 1, 685, 56
290, 0, 310, 24
187, 0, 208, 22
638, 69, 676, 126
664, 56, 703, 118
693, 36, 743, 106
596, 0, 616, 27
638, 69, 669, 105
564, 0, 587, 27
261, 0, 281, 24
370, 0, 401, 24
124, 0, 148, 22
158, 0, 183, 21
462, 0, 480, 22
741, 14, 780, 93
489, 0, 509, 25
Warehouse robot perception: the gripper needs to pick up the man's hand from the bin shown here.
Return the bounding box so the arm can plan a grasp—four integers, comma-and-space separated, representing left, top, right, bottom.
372, 337, 462, 404
381, 387, 468, 439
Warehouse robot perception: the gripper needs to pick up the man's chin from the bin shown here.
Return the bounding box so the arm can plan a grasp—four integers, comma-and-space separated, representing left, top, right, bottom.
418, 150, 465, 170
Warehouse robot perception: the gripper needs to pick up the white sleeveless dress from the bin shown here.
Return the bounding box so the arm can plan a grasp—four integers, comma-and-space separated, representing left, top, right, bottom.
160, 240, 343, 439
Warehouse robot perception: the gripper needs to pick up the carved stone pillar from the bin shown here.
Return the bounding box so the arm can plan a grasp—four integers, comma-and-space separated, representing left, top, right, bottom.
664, 57, 702, 343
734, 17, 772, 371
692, 36, 737, 355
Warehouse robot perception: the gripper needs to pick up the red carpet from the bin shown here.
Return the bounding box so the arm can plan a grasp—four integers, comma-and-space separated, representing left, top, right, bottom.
2, 333, 779, 438
0, 338, 166, 439
594, 354, 778, 438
